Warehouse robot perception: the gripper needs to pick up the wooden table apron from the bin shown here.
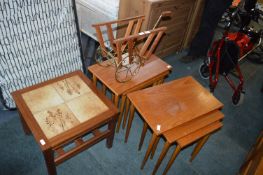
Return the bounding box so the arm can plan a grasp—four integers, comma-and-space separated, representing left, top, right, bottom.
11, 71, 119, 174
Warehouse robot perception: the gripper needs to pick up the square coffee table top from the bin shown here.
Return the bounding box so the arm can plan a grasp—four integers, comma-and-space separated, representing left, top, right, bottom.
12, 71, 118, 148
127, 76, 223, 135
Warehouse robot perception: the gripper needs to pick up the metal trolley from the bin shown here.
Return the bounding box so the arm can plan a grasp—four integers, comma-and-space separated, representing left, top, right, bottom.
92, 11, 171, 83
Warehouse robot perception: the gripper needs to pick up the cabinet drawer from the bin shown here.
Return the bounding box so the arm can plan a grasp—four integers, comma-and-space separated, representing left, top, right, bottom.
119, 0, 205, 57
155, 20, 187, 54
148, 0, 194, 29
150, 0, 192, 9
164, 21, 188, 47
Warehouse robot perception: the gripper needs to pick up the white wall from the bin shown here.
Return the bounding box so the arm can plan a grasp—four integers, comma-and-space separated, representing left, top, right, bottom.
76, 0, 119, 40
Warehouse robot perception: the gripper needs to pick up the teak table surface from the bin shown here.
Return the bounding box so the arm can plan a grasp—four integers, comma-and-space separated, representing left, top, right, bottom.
12, 70, 118, 150
127, 76, 224, 135
88, 54, 172, 96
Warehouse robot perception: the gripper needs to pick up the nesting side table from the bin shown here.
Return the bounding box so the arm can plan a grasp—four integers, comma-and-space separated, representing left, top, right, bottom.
88, 54, 172, 132
125, 76, 224, 174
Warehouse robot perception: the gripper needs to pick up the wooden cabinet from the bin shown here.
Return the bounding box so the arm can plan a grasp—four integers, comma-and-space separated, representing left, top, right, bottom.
118, 0, 205, 57
76, 0, 204, 58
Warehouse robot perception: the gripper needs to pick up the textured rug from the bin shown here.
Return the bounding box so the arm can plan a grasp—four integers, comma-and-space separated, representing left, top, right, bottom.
1, 54, 263, 175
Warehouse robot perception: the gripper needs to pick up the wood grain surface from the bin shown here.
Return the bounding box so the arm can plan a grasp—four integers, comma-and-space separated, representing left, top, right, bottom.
128, 76, 223, 134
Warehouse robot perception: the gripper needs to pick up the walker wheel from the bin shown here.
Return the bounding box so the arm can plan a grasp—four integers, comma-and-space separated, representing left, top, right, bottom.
115, 58, 141, 83
232, 91, 245, 106
199, 63, 209, 79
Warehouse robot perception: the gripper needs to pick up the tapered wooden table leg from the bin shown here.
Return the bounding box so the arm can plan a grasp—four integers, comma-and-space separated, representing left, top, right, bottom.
102, 84, 106, 95
92, 74, 97, 86
152, 142, 171, 175
116, 95, 126, 133
150, 136, 160, 159
107, 116, 117, 148
141, 133, 158, 169
138, 122, 148, 151
114, 95, 119, 106
163, 145, 182, 175
43, 149, 56, 175
122, 98, 130, 129
18, 110, 31, 135
190, 134, 210, 162
111, 93, 115, 102
125, 104, 135, 143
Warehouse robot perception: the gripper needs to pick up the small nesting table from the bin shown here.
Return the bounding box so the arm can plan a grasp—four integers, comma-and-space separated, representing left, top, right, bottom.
12, 71, 118, 175
125, 76, 224, 174
150, 111, 223, 175
88, 55, 172, 132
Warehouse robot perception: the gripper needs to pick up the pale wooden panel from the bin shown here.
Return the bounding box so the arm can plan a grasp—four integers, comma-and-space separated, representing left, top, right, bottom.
33, 104, 80, 139
52, 76, 92, 102
66, 92, 109, 123
22, 85, 64, 114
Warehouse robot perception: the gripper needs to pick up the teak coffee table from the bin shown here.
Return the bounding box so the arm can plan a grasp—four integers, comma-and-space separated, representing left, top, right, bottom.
88, 55, 172, 132
12, 71, 118, 175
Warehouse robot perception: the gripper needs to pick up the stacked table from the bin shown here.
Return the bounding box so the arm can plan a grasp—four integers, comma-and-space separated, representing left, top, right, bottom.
88, 54, 172, 132
125, 76, 224, 174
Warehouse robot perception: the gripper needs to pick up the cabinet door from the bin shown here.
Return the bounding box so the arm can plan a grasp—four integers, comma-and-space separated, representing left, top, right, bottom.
147, 0, 195, 56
